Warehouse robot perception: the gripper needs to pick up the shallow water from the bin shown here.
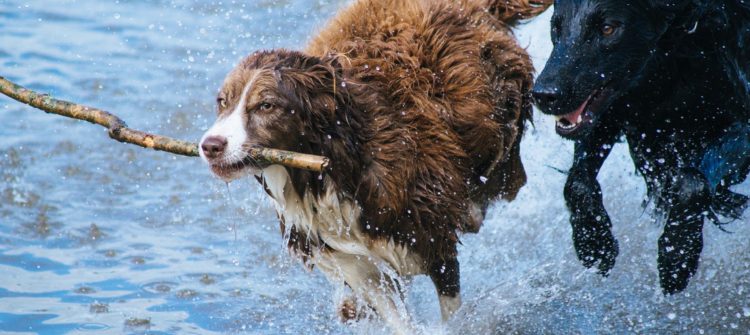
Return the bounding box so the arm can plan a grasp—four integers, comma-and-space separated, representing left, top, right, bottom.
1, 1, 749, 334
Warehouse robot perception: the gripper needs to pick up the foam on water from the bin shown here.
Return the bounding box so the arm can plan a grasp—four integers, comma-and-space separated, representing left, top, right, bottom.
0, 1, 748, 334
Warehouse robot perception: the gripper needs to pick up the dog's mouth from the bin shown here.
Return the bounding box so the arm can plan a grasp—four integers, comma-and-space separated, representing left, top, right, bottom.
209, 155, 262, 181
555, 86, 612, 137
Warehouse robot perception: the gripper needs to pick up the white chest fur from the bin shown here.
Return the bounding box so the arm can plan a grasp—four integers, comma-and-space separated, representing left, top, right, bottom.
258, 165, 423, 276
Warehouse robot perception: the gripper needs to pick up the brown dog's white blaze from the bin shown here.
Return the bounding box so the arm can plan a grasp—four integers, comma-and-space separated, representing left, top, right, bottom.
200, 71, 262, 181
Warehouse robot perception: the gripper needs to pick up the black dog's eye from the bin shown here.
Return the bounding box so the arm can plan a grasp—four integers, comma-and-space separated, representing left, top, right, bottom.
258, 102, 273, 111
601, 23, 617, 37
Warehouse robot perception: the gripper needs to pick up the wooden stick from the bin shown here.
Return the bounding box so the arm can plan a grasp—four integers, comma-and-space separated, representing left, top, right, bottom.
0, 76, 329, 172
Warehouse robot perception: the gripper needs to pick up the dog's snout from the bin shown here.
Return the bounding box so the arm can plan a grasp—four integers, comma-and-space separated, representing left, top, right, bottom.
531, 84, 561, 114
201, 136, 228, 159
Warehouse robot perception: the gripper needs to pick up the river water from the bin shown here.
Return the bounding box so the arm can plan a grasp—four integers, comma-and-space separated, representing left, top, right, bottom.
1, 1, 749, 334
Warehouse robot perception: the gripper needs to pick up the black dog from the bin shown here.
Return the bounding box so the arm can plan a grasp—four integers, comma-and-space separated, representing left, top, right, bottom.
532, 0, 750, 294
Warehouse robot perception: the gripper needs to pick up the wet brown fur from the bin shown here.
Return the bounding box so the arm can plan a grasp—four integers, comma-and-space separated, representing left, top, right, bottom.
218, 0, 549, 270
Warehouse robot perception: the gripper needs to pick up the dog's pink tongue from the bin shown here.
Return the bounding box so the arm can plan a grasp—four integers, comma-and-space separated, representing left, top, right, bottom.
563, 97, 590, 124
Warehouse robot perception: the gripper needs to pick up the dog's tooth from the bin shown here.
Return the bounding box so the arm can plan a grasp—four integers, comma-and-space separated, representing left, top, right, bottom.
577, 115, 583, 124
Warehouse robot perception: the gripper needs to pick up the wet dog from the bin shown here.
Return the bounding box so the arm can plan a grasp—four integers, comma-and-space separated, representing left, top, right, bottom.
533, 0, 750, 294
200, 0, 550, 331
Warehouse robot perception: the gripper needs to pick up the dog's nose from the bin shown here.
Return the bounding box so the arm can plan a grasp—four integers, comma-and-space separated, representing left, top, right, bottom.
531, 84, 561, 114
201, 136, 228, 160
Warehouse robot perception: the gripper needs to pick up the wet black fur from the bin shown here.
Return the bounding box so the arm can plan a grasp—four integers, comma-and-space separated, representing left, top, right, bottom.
533, 0, 750, 294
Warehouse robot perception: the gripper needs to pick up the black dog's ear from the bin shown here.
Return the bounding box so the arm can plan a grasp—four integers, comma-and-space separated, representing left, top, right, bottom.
648, 0, 689, 10
648, 0, 712, 18
647, 0, 713, 37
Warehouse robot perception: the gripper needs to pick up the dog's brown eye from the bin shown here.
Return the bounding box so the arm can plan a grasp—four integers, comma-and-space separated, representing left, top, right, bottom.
259, 102, 273, 111
217, 98, 227, 109
601, 24, 616, 37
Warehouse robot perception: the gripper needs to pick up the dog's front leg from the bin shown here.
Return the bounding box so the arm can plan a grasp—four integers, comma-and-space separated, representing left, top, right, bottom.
565, 130, 620, 275
657, 168, 710, 295
428, 256, 461, 321
317, 252, 414, 334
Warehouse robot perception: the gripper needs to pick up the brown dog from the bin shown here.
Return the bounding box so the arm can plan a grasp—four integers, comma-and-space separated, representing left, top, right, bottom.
200, 0, 549, 331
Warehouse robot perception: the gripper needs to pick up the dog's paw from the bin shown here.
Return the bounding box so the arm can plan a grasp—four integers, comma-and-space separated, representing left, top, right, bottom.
658, 222, 704, 295
572, 219, 619, 275
658, 257, 700, 295
339, 298, 362, 323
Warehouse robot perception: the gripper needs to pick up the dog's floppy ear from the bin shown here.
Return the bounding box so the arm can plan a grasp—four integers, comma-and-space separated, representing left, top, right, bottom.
274, 52, 365, 186
274, 52, 350, 129
647, 0, 689, 10
647, 0, 713, 38
274, 52, 344, 97
648, 0, 712, 24
645, 0, 689, 22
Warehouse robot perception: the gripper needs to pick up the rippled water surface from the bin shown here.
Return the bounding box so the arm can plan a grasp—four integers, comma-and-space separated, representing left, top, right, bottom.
1, 1, 749, 334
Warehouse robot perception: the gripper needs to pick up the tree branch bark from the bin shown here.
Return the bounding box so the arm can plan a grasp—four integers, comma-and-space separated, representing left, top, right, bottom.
0, 76, 329, 172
